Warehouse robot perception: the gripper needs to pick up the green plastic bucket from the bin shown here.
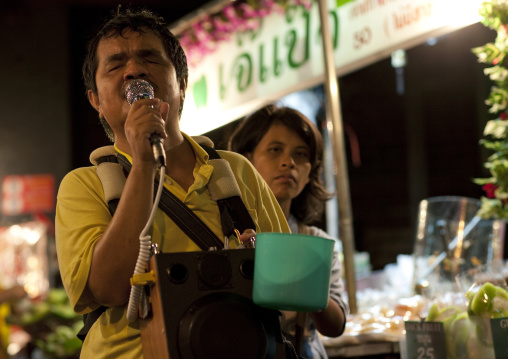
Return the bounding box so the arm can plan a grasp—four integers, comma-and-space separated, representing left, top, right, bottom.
252, 232, 334, 311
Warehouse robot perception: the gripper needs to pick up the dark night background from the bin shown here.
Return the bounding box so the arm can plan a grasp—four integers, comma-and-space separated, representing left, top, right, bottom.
0, 0, 500, 274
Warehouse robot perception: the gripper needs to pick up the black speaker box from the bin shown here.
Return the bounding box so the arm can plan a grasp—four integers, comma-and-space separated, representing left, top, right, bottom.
140, 248, 286, 359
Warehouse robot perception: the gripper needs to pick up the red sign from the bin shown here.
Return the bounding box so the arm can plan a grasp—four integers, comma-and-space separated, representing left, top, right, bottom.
1, 174, 55, 215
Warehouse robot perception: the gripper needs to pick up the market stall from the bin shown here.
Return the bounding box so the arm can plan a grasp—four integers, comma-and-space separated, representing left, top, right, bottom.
2, 0, 505, 358
0, 221, 82, 359
166, 0, 508, 357
172, 0, 483, 308
0, 173, 81, 358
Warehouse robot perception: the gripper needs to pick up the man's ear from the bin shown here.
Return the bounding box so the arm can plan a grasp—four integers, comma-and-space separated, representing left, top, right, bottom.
88, 90, 103, 117
179, 75, 188, 103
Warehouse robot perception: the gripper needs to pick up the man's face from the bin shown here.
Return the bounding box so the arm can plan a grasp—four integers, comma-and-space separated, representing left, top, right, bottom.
88, 29, 186, 145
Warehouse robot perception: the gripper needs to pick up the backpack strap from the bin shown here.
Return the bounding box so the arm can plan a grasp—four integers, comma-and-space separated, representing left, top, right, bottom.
77, 147, 122, 342
90, 143, 256, 241
90, 146, 125, 215
76, 305, 107, 341
115, 151, 225, 250
202, 144, 256, 237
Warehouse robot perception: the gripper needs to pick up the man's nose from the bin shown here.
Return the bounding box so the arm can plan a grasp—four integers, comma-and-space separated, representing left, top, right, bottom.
123, 60, 148, 81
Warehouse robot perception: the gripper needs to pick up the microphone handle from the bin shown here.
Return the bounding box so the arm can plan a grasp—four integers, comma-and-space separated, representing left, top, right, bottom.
150, 134, 166, 167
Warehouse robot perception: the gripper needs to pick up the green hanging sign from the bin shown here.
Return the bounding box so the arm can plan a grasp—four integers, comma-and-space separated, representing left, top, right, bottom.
336, 0, 354, 7
491, 317, 508, 358
180, 0, 483, 135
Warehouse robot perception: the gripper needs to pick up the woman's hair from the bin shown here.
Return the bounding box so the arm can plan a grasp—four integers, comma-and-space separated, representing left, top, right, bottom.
229, 103, 332, 225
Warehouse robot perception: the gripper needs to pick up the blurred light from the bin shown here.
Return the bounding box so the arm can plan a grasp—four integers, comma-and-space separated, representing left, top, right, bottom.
280, 90, 322, 124
433, 0, 483, 28
391, 49, 406, 69
427, 37, 438, 46
7, 343, 21, 355
8, 224, 41, 245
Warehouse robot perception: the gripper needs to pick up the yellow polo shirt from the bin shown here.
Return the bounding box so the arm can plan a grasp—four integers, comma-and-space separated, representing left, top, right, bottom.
55, 134, 289, 358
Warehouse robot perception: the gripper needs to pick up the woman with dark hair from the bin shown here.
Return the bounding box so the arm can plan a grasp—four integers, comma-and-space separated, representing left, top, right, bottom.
229, 103, 347, 359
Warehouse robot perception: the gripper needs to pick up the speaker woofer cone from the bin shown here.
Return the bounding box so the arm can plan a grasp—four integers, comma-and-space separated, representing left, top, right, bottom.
177, 292, 267, 359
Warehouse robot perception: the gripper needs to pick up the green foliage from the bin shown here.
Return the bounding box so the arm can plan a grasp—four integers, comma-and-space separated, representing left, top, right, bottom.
479, 0, 508, 29
474, 0, 508, 219
35, 322, 82, 359
6, 288, 82, 358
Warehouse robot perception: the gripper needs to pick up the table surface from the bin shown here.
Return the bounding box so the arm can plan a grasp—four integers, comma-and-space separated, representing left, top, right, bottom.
326, 341, 401, 359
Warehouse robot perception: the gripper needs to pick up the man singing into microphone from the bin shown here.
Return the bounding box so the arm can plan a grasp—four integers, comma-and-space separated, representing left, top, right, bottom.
55, 8, 290, 358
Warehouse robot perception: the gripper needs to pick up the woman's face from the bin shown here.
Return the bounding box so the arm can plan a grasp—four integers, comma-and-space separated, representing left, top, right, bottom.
248, 123, 312, 206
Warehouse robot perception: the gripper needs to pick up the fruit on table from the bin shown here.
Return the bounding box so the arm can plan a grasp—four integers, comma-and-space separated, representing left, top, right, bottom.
425, 304, 463, 358
425, 283, 508, 358
426, 304, 461, 330
450, 311, 470, 358
468, 282, 508, 346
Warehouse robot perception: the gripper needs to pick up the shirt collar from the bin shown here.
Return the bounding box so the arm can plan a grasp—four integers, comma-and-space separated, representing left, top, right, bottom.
113, 132, 211, 165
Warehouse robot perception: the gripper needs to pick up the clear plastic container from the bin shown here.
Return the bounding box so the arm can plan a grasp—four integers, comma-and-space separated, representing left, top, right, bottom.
411, 196, 505, 297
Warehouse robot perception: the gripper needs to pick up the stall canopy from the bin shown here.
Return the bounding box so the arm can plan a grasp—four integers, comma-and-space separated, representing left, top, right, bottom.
171, 0, 483, 313
174, 0, 482, 134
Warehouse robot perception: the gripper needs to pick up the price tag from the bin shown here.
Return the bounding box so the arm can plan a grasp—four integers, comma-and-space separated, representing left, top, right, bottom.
491, 317, 508, 359
405, 321, 447, 359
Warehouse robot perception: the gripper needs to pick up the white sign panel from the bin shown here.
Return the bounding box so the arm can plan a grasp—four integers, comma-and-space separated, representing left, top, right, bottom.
179, 0, 482, 135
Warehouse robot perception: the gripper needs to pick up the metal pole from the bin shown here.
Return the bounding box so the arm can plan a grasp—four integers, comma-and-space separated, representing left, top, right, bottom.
317, 0, 357, 314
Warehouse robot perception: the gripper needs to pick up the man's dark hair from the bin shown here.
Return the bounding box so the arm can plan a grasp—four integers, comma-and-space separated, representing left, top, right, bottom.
229, 103, 333, 225
83, 8, 188, 94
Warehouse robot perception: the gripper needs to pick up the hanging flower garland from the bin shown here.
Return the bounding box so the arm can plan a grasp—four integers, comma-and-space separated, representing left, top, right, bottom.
474, 0, 508, 219
177, 0, 313, 67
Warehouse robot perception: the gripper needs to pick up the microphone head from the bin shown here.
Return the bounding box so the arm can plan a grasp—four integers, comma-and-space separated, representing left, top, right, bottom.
125, 79, 154, 105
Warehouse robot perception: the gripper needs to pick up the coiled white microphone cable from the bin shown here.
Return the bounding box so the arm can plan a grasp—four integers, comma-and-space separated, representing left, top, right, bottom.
126, 165, 165, 322
124, 79, 167, 322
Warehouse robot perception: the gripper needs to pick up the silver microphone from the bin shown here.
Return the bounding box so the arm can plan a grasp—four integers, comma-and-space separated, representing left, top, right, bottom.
125, 79, 166, 167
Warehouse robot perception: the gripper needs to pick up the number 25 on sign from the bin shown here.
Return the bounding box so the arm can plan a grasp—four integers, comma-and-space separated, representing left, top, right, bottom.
405, 321, 446, 359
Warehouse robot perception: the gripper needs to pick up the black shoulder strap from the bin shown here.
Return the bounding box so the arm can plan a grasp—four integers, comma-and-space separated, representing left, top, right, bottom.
77, 305, 107, 341
201, 145, 256, 236
154, 181, 225, 250
116, 152, 225, 250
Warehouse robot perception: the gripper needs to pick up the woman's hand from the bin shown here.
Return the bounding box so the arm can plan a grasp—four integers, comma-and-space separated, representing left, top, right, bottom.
238, 228, 256, 248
